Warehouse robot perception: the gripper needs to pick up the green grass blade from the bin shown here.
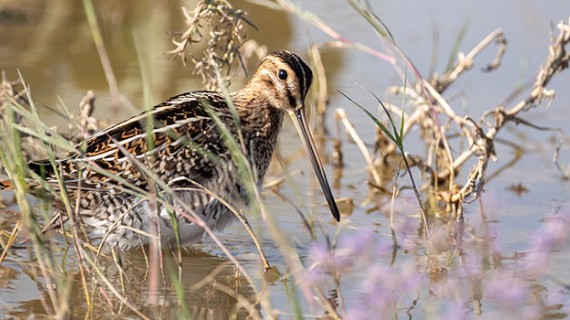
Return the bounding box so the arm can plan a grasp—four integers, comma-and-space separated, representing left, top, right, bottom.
348, 0, 395, 43
338, 90, 397, 144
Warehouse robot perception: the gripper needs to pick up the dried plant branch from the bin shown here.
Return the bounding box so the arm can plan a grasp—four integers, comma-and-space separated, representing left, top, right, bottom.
431, 29, 506, 93
450, 18, 570, 205
360, 18, 570, 218
167, 1, 256, 90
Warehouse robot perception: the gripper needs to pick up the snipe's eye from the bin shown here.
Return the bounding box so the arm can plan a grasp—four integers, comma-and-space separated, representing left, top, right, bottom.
278, 69, 288, 80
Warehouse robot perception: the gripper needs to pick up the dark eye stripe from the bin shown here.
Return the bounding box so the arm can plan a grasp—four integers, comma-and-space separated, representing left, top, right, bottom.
285, 86, 297, 110
271, 51, 313, 99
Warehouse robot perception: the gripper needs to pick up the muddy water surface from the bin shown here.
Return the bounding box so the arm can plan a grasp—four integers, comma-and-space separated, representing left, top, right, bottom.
1, 0, 570, 318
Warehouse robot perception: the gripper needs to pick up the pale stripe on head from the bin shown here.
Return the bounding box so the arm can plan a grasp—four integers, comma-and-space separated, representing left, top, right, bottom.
270, 50, 313, 100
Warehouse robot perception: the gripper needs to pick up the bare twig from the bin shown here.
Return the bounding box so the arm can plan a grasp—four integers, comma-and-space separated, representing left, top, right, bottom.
432, 29, 506, 92
450, 18, 570, 204
166, 1, 256, 90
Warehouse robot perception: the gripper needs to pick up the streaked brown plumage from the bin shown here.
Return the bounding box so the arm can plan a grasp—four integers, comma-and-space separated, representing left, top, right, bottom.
1, 50, 340, 250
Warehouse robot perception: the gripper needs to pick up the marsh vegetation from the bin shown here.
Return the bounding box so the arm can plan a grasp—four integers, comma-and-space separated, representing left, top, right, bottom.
1, 0, 570, 318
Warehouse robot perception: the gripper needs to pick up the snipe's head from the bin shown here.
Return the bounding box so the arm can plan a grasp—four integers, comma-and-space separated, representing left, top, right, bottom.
248, 50, 340, 222
249, 50, 313, 112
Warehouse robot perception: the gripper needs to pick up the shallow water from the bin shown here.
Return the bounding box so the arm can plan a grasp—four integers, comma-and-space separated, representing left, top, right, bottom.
1, 0, 570, 318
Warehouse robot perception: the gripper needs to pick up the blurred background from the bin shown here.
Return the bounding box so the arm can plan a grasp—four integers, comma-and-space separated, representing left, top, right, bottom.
1, 0, 569, 318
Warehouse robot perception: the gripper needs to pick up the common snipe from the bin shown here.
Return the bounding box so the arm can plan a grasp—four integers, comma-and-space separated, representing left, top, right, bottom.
1, 50, 340, 250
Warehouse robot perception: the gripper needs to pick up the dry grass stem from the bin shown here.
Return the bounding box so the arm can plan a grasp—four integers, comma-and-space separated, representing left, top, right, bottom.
335, 108, 382, 185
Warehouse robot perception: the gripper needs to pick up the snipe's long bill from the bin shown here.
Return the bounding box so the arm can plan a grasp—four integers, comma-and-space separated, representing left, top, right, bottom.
290, 108, 340, 222
0, 50, 339, 250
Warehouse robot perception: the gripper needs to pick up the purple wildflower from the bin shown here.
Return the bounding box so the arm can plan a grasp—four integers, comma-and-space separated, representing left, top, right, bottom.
333, 228, 376, 271
484, 269, 529, 307
397, 216, 420, 251
524, 214, 570, 276
305, 242, 332, 286
461, 250, 482, 279
442, 301, 470, 320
